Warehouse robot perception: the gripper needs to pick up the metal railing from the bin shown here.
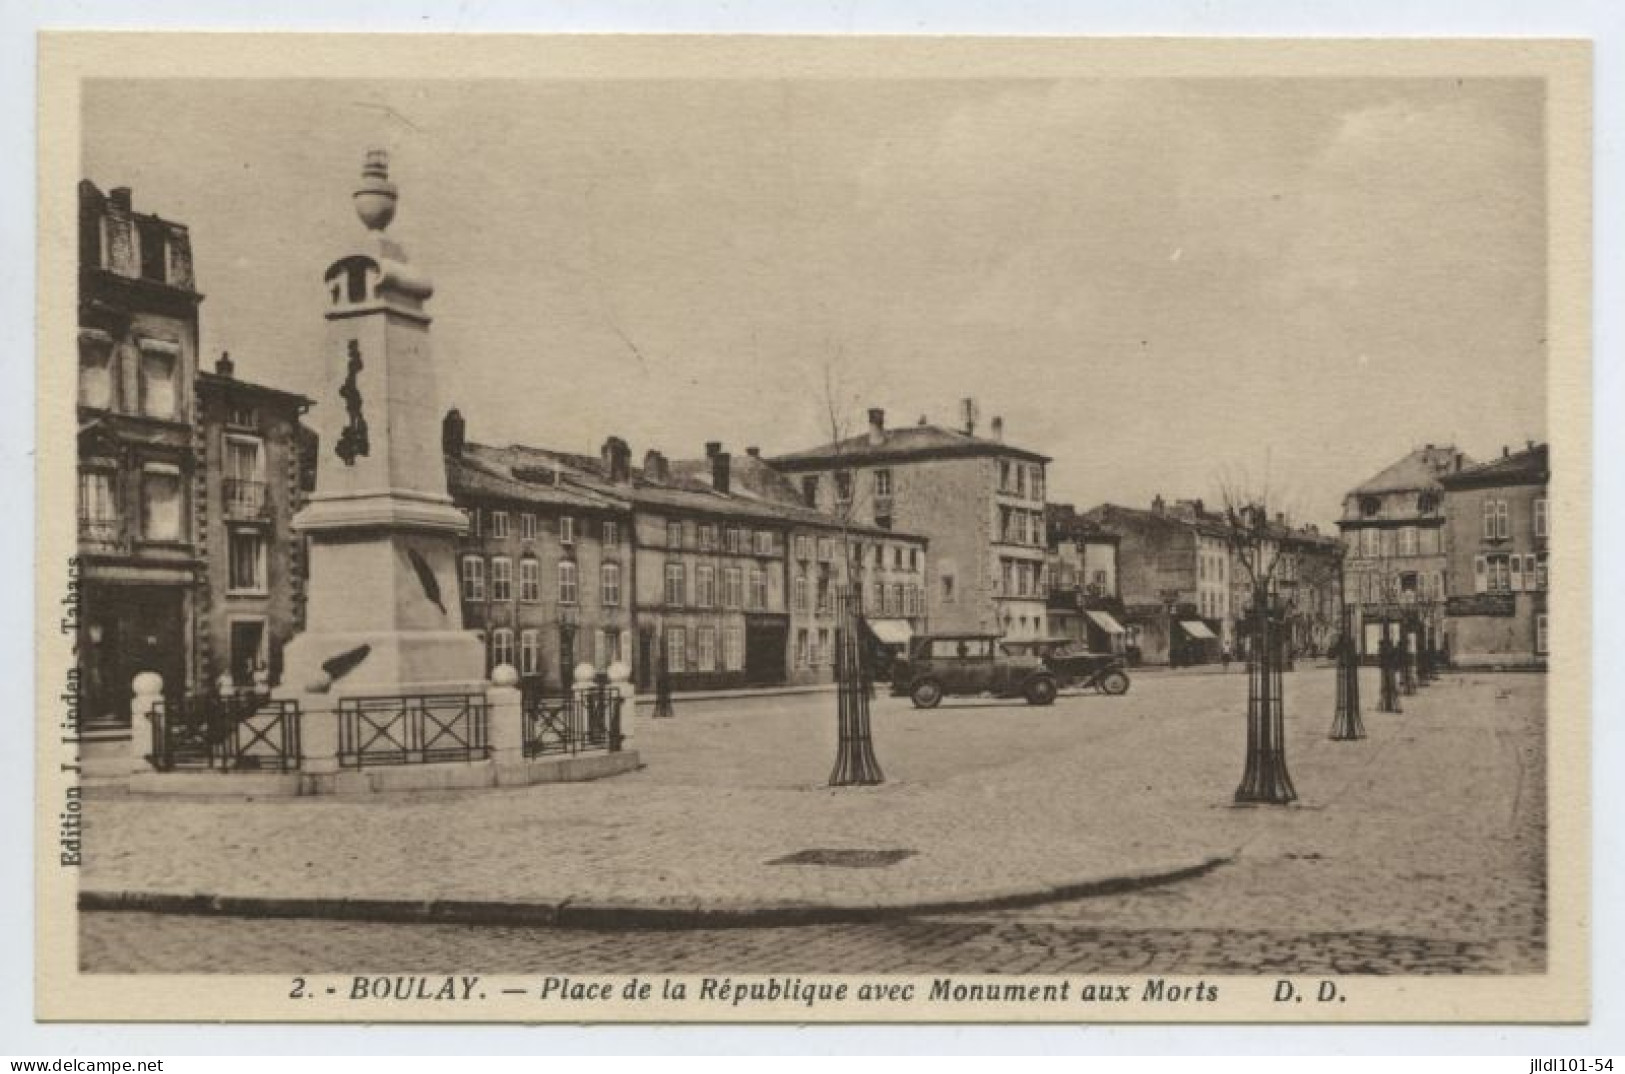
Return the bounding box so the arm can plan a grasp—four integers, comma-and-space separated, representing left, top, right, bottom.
146, 694, 302, 772
336, 693, 491, 767
521, 683, 623, 757
223, 479, 268, 518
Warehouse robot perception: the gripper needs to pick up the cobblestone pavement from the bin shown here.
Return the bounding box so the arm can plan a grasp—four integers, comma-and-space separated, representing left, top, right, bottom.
79, 669, 1546, 974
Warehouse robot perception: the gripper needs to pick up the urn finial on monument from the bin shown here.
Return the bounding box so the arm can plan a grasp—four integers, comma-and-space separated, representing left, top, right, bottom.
354, 149, 398, 232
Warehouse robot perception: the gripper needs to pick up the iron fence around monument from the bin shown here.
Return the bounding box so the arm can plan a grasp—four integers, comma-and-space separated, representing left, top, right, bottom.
146, 694, 303, 772
336, 693, 490, 768
521, 683, 624, 757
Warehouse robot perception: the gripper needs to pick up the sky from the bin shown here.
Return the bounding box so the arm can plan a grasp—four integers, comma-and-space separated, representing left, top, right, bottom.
82, 76, 1547, 529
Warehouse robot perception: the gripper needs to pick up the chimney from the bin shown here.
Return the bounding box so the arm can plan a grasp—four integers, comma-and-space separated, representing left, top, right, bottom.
867, 407, 886, 446
711, 449, 732, 496
109, 187, 132, 212
705, 441, 722, 458
991, 416, 1004, 442
1455, 452, 1464, 472
1152, 494, 1165, 515
643, 449, 668, 484
441, 408, 465, 457
600, 436, 631, 484
1526, 439, 1535, 451
960, 397, 978, 437
745, 446, 760, 458
1502, 445, 1510, 458
215, 350, 235, 377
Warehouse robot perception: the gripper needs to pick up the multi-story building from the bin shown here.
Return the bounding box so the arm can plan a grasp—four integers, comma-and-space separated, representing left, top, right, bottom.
1337, 444, 1468, 657
769, 403, 1050, 639
1077, 498, 1227, 665
444, 417, 637, 692
1045, 503, 1128, 654
76, 182, 205, 730
1438, 442, 1550, 668
194, 352, 314, 690
443, 414, 927, 692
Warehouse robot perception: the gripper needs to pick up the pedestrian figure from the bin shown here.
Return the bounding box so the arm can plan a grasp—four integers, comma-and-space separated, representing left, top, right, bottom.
1221, 642, 1232, 672
1377, 632, 1402, 714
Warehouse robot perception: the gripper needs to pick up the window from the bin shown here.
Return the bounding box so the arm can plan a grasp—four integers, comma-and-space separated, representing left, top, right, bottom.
1534, 498, 1549, 539
557, 561, 578, 605
461, 556, 485, 602
695, 564, 716, 608
490, 510, 510, 538
697, 523, 716, 551
519, 557, 540, 602
795, 534, 811, 561
1475, 554, 1512, 593
1015, 465, 1026, 496
667, 520, 683, 549
559, 516, 574, 545
748, 567, 767, 610
1483, 499, 1510, 540
601, 628, 623, 667
1360, 496, 1380, 518
1032, 466, 1045, 501
519, 512, 537, 540
872, 581, 886, 614
1509, 555, 1525, 592
724, 567, 744, 609
1536, 613, 1549, 655
601, 563, 621, 606
834, 470, 853, 503
139, 342, 179, 419
140, 465, 183, 541
696, 627, 718, 673
724, 626, 745, 671
892, 583, 905, 615
1535, 554, 1549, 591
664, 562, 685, 606
137, 217, 168, 282
79, 339, 112, 409
1399, 527, 1418, 556
754, 529, 774, 556
519, 629, 540, 676
1359, 528, 1378, 557
796, 628, 810, 668
491, 628, 515, 671
941, 572, 956, 603
726, 526, 743, 554
793, 571, 808, 612
874, 469, 892, 496
227, 529, 266, 593
78, 470, 117, 538
817, 537, 834, 562
490, 556, 512, 602
666, 627, 687, 673
603, 519, 619, 547
465, 508, 481, 538
801, 475, 819, 508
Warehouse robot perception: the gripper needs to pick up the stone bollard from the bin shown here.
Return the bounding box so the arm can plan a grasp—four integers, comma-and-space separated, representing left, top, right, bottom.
129, 672, 164, 776
607, 660, 636, 727
298, 670, 341, 793
486, 663, 525, 784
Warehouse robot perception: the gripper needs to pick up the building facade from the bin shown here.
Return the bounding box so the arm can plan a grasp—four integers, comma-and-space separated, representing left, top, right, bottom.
1337, 444, 1467, 658
1438, 443, 1550, 669
76, 182, 205, 730
769, 405, 1050, 639
1045, 503, 1129, 654
194, 354, 314, 692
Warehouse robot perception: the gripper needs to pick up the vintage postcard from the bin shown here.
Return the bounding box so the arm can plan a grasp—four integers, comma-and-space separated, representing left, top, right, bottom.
35, 34, 1591, 1023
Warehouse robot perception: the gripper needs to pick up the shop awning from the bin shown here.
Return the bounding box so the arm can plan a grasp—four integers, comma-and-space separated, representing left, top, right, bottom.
1085, 610, 1128, 635
1180, 620, 1218, 640
866, 619, 913, 645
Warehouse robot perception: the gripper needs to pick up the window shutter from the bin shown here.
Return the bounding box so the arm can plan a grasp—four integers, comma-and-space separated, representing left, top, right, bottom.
1510, 556, 1524, 592
1473, 555, 1487, 594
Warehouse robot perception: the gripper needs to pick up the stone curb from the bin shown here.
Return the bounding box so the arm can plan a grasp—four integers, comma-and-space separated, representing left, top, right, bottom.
78, 852, 1233, 930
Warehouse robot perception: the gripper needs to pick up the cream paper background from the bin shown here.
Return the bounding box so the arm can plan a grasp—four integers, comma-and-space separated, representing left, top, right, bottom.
33, 33, 1591, 1025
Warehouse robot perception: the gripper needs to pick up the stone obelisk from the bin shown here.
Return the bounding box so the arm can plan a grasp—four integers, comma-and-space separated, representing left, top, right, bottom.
279, 151, 485, 696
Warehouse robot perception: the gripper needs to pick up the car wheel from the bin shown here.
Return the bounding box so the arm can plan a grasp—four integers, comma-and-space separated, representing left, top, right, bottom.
911, 680, 944, 709
1025, 677, 1058, 706
1100, 670, 1130, 696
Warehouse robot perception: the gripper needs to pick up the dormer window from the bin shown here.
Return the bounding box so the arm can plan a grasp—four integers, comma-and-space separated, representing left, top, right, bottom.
1359, 496, 1380, 517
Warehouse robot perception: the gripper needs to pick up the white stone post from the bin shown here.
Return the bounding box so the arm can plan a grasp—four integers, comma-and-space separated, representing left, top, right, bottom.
297, 671, 342, 793
129, 672, 164, 776
608, 660, 636, 729
487, 663, 525, 784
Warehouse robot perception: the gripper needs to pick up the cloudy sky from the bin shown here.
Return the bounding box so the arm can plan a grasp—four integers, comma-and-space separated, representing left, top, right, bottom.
82, 76, 1546, 526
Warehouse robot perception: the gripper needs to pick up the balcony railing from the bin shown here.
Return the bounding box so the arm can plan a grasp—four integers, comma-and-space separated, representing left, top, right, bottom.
78, 516, 121, 549
223, 479, 268, 519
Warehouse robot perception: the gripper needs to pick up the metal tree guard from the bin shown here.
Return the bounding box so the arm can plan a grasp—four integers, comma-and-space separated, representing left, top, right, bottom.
1235, 583, 1296, 804
1377, 625, 1402, 714
651, 637, 674, 719
829, 586, 884, 786
1330, 605, 1365, 741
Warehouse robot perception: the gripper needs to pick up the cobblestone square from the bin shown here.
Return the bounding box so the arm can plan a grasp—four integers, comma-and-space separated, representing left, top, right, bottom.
80, 667, 1546, 975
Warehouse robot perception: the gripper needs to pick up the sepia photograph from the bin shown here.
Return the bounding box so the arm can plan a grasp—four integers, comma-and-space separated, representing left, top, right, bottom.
33, 33, 1591, 1025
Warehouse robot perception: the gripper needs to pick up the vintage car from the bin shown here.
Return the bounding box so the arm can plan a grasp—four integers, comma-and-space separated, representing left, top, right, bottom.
1041, 642, 1132, 695
890, 633, 1059, 708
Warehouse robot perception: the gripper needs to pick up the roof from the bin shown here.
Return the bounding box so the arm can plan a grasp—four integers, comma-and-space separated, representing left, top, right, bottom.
1349, 445, 1467, 496
769, 422, 1050, 469
197, 370, 314, 411
1438, 442, 1548, 490
448, 439, 926, 541
1080, 501, 1338, 549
